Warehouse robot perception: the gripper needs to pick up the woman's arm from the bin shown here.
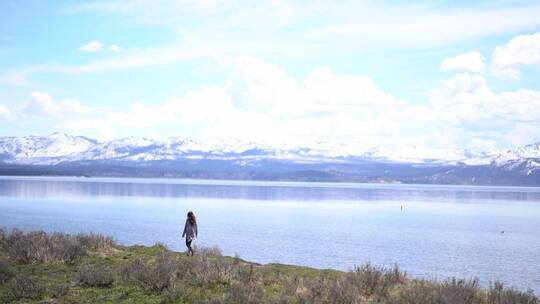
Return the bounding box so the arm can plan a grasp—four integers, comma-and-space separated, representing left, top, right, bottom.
182, 220, 187, 238
194, 222, 198, 238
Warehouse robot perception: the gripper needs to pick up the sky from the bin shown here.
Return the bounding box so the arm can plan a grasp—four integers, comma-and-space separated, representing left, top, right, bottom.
1, 0, 540, 151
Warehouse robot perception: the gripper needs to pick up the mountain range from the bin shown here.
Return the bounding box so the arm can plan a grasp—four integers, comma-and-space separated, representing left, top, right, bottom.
1, 133, 539, 186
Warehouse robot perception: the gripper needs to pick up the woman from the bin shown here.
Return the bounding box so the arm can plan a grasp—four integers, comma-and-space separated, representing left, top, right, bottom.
182, 211, 198, 256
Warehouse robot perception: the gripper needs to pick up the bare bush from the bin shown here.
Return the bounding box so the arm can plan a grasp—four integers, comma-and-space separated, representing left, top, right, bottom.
352, 263, 406, 297
162, 282, 187, 303
121, 251, 177, 292
76, 265, 114, 288
153, 242, 169, 251
75, 232, 114, 250
295, 275, 331, 303
50, 282, 70, 298
50, 235, 86, 263
441, 278, 481, 304
180, 247, 241, 286
385, 264, 408, 286
0, 258, 14, 284
1, 229, 114, 264
0, 228, 6, 244
224, 281, 265, 304
389, 277, 482, 304
348, 263, 387, 298
3, 229, 35, 264
487, 281, 538, 304
8, 274, 45, 300
310, 263, 405, 303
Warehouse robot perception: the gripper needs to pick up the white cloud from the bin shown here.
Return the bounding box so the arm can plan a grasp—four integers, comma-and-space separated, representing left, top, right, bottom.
61, 56, 403, 145
24, 91, 94, 118
7, 57, 540, 150
440, 51, 486, 72
109, 44, 123, 52
427, 73, 540, 148
108, 87, 236, 129
224, 57, 398, 118
304, 66, 398, 109
429, 73, 540, 122
225, 56, 303, 116
492, 32, 540, 78
79, 40, 104, 52
0, 104, 10, 120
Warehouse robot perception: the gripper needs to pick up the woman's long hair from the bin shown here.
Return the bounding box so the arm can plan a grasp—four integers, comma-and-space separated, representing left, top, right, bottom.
187, 211, 196, 225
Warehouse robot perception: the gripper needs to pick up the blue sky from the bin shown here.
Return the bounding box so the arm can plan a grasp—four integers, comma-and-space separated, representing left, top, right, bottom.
1, 0, 540, 151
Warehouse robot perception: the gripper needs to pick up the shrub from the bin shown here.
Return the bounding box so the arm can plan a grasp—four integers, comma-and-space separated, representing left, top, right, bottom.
76, 265, 114, 288
441, 278, 481, 304
162, 282, 187, 303
311, 263, 406, 303
51, 236, 86, 263
0, 258, 14, 284
8, 274, 45, 300
295, 275, 331, 303
224, 281, 265, 304
153, 241, 169, 251
180, 246, 241, 286
50, 282, 70, 298
3, 229, 35, 264
0, 228, 6, 244
389, 277, 482, 304
352, 263, 406, 297
1, 229, 113, 264
76, 232, 114, 250
121, 251, 177, 292
487, 281, 538, 304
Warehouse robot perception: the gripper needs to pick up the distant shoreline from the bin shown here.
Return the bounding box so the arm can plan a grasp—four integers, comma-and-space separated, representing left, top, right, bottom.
2, 174, 540, 190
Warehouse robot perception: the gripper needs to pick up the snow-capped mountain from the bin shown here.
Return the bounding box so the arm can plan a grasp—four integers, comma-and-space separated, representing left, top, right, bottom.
1, 133, 539, 185
72, 137, 161, 161
0, 133, 97, 163
0, 133, 539, 166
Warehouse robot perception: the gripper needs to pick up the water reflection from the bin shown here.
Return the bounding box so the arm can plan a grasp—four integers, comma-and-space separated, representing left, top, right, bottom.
1, 176, 540, 202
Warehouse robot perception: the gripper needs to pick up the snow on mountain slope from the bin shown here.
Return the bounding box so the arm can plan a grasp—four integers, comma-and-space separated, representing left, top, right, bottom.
0, 133, 96, 163
163, 137, 272, 156
73, 137, 160, 161
497, 142, 540, 161
1, 133, 540, 167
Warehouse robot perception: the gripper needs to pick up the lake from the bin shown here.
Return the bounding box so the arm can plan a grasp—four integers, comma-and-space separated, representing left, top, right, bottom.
1, 176, 539, 292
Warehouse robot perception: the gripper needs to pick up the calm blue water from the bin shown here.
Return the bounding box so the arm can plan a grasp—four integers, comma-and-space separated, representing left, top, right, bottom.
1, 176, 539, 292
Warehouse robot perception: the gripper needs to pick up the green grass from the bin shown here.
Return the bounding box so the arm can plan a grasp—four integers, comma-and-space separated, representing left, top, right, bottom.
0, 229, 538, 304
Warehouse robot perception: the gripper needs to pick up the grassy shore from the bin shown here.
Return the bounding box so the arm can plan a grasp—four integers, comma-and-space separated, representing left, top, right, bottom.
0, 229, 538, 304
